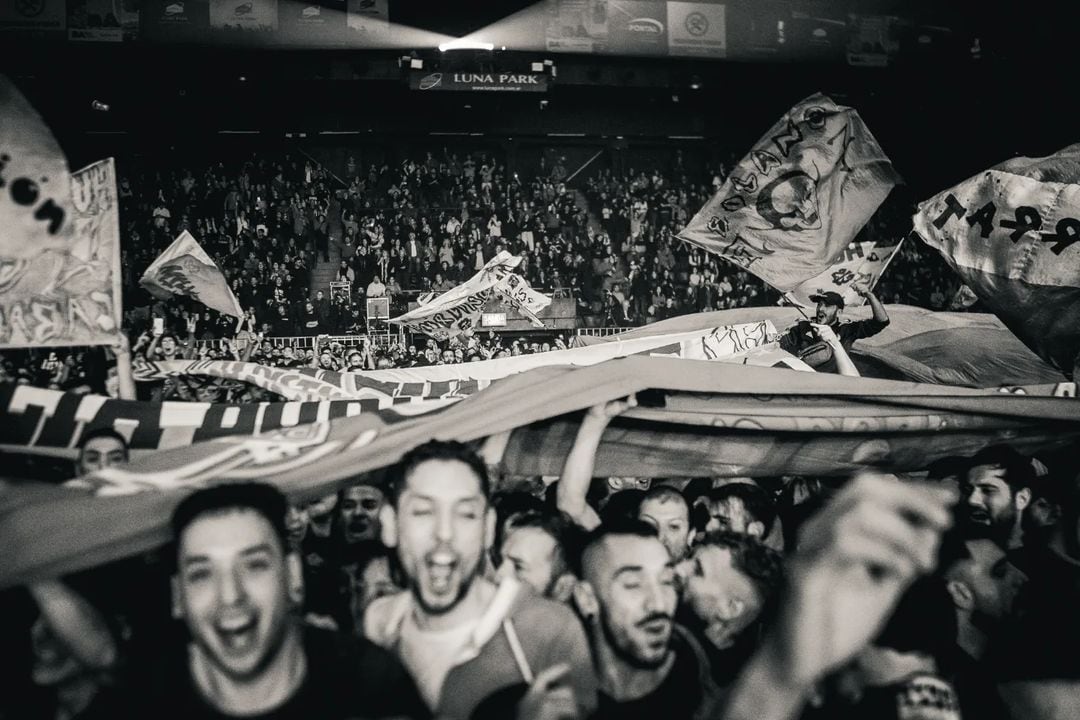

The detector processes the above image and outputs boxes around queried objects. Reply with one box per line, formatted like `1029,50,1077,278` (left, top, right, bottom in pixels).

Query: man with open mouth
136,483,428,718
364,440,598,719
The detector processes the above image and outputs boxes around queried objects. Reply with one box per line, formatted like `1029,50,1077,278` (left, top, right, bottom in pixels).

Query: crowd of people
5,399,1077,720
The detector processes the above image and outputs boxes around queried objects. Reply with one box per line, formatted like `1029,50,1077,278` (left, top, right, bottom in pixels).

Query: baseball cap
809,291,845,309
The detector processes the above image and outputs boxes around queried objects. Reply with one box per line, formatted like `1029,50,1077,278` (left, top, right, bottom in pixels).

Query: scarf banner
140,231,244,318
2,358,1078,587
913,145,1080,376
132,358,490,403
786,239,902,309
391,252,551,339
679,93,899,291
0,77,123,347
0,382,458,461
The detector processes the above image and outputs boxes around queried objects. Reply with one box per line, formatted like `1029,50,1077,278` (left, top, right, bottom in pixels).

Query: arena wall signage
409,71,549,93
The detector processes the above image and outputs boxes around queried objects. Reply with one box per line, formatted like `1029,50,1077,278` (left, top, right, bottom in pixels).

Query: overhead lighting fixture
438,39,495,52
688,75,702,90
410,58,424,69
91,100,110,112
531,61,544,72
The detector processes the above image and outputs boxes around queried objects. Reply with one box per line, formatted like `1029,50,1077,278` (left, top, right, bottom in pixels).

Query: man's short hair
501,508,583,576
571,517,659,579
388,440,489,505
169,483,290,572
968,444,1036,492
78,427,130,457
640,485,689,515
694,530,783,605
702,483,777,535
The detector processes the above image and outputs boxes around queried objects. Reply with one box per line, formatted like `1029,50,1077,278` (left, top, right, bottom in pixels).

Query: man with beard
573,519,720,719
779,288,889,373
960,445,1034,549
134,483,427,718
364,441,597,719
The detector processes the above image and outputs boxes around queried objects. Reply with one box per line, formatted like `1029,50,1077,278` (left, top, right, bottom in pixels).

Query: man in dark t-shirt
779,289,890,373
125,483,428,719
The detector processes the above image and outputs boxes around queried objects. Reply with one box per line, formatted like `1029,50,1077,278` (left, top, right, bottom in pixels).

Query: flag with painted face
678,93,899,291
140,230,244,319
913,145,1080,377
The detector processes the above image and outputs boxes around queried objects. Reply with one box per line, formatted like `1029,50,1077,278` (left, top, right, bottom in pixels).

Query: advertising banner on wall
409,71,549,93
346,0,388,33
0,0,66,30
667,1,725,57
209,0,276,31
67,0,141,41
607,0,667,55
546,0,609,52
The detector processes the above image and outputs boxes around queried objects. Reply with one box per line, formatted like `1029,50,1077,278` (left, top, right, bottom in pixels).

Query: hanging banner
68,0,141,41
140,230,245,318
667,2,727,58
0,155,123,348
209,0,277,30
546,0,609,53
493,273,551,326
409,71,549,93
346,0,387,34
786,239,902,308
608,0,667,56
913,145,1080,376
678,93,899,291
0,0,65,30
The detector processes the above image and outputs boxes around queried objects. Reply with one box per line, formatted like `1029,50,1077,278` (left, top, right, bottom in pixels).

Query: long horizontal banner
409,71,549,93
3,357,1078,587
0,382,457,461
132,357,490,403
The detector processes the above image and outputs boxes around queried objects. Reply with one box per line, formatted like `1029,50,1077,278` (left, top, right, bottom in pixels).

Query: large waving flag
140,231,244,318
391,251,550,339
786,238,902,309
679,93,899,291
913,145,1080,377
0,77,123,348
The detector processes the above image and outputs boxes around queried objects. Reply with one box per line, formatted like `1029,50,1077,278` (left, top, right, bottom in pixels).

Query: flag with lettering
913,145,1080,377
786,239,902,308
678,93,899,291
0,77,123,347
391,251,535,339
140,231,244,319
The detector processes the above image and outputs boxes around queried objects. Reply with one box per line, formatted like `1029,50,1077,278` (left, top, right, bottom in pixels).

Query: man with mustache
364,440,597,719
778,287,889,374
959,445,1034,550
572,518,721,719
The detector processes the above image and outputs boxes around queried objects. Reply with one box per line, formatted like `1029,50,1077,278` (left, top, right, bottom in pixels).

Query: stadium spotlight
688,75,702,90
91,100,110,112
439,39,495,52
410,58,424,69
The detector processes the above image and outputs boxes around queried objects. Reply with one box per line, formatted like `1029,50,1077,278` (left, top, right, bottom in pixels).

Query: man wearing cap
779,287,889,373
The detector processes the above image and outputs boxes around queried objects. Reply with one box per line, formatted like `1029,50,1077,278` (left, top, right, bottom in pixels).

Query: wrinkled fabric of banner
913,144,1080,377
786,239,902,309
2,357,1078,587
141,230,245,318
679,93,899,291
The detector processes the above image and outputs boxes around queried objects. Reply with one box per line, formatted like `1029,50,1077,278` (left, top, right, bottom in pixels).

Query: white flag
141,231,244,318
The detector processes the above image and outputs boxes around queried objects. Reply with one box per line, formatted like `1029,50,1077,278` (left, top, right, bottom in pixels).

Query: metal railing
193,332,404,352
575,327,634,338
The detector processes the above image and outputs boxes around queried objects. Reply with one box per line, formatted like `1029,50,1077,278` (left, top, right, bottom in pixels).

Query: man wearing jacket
364,441,598,719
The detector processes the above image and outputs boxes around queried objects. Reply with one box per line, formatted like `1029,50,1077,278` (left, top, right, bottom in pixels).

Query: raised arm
556,396,637,531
